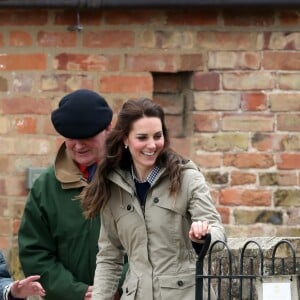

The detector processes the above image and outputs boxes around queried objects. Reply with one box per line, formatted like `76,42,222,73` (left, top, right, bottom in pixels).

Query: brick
0,236,10,250
0,54,46,70
166,8,218,25
0,117,9,134
223,72,275,90
0,137,52,155
1,96,51,114
194,92,240,111
281,134,300,151
205,171,228,185
217,206,230,224
279,73,300,90
9,30,32,47
100,75,153,93
222,114,274,132
251,133,287,151
0,156,9,174
152,31,195,49
241,92,267,111
54,53,120,71
193,72,220,91
278,10,300,26
224,153,274,168
83,30,134,48
192,153,222,168
193,113,219,132
274,189,300,206
5,177,27,196
225,224,277,237
0,179,5,195
264,32,300,50
0,10,48,26
0,76,8,92
37,31,76,47
125,54,177,72
12,73,34,92
286,207,300,226
220,188,272,206
0,198,9,219
277,114,300,131
196,32,260,50
208,51,260,70
223,8,275,26
263,51,300,70
276,226,300,237
231,171,256,185
277,153,300,169
104,9,162,25
259,172,298,186
40,74,94,92
0,33,3,47
180,54,204,71
194,133,248,152
13,117,37,134
54,10,102,26
138,30,157,48
0,218,11,233
234,209,282,225
270,93,300,111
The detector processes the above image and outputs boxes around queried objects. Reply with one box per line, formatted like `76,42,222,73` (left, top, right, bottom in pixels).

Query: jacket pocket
158,273,195,300
122,276,139,300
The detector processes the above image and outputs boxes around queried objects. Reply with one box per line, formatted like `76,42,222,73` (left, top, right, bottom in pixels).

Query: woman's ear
123,136,128,148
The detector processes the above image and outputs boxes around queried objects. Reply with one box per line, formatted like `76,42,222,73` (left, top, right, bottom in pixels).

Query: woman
81,98,226,300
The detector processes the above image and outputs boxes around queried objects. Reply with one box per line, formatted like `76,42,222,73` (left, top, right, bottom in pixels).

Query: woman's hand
10,275,46,298
189,220,210,243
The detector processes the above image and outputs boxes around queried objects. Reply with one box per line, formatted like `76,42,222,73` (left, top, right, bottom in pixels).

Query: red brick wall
1,7,300,252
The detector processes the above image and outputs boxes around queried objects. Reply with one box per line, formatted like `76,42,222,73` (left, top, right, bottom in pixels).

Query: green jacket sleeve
18,184,88,300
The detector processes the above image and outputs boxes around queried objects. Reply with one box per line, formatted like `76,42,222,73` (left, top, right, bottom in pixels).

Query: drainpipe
0,0,300,7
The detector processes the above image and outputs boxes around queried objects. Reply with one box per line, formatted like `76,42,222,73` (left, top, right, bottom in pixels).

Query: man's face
65,127,110,166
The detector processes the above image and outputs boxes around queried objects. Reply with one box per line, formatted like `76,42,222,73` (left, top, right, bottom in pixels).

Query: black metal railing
195,235,299,300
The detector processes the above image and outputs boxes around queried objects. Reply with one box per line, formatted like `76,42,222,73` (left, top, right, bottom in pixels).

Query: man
18,89,118,300
0,250,45,300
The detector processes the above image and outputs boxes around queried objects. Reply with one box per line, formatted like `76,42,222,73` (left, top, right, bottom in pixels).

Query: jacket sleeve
187,169,227,250
92,206,124,300
0,252,13,300
18,187,88,300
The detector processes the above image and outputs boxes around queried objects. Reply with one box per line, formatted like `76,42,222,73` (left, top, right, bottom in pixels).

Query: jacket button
127,205,131,211
177,280,184,287
126,287,128,293
153,197,159,203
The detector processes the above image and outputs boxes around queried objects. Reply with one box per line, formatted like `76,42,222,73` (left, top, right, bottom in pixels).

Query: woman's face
124,116,164,179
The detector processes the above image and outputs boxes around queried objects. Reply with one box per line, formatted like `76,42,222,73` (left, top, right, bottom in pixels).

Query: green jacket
18,143,101,300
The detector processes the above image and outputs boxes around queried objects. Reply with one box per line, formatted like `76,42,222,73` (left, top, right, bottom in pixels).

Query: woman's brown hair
81,98,187,218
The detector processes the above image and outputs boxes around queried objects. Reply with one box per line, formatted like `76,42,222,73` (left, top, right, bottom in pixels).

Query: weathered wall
0,7,300,258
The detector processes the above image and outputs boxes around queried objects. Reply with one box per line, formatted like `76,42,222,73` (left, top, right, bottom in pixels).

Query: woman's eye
137,136,147,141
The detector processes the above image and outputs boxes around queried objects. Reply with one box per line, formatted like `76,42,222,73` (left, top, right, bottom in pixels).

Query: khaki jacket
92,160,226,300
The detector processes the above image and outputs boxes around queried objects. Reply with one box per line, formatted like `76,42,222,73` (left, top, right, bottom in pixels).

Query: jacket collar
54,143,88,189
